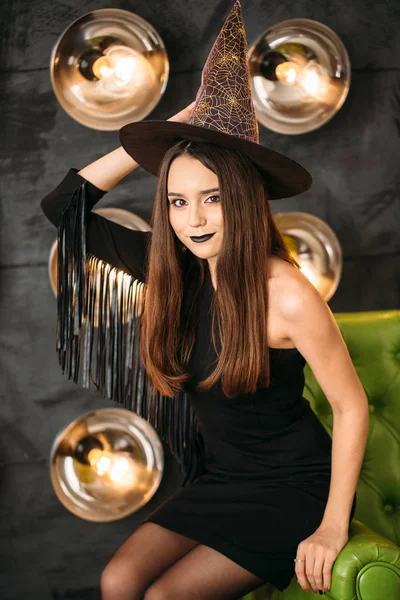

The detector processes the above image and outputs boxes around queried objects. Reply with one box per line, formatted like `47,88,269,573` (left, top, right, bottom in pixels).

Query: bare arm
77,146,140,192
40,102,197,279
77,101,197,191
279,269,368,530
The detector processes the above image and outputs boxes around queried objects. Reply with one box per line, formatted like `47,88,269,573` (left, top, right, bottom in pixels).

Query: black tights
100,522,266,599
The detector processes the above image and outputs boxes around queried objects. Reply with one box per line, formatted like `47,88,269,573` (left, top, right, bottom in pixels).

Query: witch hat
119,0,312,199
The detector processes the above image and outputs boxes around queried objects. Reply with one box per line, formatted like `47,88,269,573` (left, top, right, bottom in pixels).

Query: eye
169,195,220,208
169,198,185,208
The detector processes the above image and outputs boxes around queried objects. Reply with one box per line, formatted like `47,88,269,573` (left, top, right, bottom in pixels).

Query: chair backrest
303,309,400,546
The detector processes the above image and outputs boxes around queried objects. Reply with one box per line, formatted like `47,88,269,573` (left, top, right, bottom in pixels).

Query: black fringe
56,181,206,486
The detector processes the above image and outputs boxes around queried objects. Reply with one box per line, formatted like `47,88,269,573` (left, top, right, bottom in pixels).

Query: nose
187,203,207,228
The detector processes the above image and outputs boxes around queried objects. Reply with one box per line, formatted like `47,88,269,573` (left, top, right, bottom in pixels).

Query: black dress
41,169,357,592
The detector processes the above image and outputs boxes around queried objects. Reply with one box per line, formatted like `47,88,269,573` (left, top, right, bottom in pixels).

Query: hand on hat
167,101,196,124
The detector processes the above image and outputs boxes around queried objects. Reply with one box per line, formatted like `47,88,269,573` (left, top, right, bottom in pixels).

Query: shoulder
268,256,322,321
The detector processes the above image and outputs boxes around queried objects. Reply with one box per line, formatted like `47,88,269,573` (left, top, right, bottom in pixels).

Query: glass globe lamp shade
50,408,164,521
50,8,169,130
274,211,343,300
248,18,351,134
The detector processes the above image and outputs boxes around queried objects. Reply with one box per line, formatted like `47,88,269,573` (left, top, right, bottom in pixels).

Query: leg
100,522,199,600
144,544,265,600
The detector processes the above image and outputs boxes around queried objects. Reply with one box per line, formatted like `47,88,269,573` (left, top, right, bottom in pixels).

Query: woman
41,1,369,597
41,102,366,600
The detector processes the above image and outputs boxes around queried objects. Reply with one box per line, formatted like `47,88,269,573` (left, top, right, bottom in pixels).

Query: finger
322,556,335,592
305,553,316,593
295,558,309,592
313,555,325,592
181,101,196,114
167,102,196,123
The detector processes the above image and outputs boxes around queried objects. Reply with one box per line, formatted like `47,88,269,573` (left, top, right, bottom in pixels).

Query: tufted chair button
369,404,375,413
383,504,394,514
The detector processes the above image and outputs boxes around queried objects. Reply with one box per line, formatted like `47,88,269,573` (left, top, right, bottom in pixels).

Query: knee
100,558,142,599
100,561,125,599
143,583,177,600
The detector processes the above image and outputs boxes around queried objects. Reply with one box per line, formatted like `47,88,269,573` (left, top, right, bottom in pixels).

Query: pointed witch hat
119,0,312,199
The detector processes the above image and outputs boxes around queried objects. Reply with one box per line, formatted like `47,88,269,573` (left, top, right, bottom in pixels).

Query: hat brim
119,120,312,200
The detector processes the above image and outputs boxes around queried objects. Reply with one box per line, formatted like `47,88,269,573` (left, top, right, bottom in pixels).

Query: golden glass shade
248,18,351,134
50,8,169,130
274,211,343,300
50,408,164,521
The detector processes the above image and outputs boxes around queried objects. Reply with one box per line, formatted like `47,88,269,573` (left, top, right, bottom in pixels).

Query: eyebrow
167,188,219,197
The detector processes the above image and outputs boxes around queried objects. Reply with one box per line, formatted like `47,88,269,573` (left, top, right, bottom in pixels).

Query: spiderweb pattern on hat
189,0,259,144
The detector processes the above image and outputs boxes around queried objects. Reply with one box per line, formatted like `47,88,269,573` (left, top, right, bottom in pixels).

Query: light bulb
296,62,342,105
90,44,156,98
275,61,302,85
88,448,114,475
92,51,138,85
109,454,134,484
88,448,137,487
298,63,321,96
92,56,114,79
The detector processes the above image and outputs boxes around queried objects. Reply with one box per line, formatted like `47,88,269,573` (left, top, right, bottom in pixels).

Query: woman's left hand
294,525,349,594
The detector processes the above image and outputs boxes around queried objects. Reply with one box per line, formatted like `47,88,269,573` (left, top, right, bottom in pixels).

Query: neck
206,260,217,292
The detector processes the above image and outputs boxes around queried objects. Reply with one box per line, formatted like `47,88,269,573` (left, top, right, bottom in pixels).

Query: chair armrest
327,519,400,599
241,520,400,600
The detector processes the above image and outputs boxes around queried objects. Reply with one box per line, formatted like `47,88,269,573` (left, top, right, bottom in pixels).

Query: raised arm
40,103,208,490
40,147,151,282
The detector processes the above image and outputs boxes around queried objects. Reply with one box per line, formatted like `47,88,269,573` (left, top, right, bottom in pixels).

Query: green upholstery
242,310,400,600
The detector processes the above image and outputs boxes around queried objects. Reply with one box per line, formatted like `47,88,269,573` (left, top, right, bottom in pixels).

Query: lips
190,233,215,243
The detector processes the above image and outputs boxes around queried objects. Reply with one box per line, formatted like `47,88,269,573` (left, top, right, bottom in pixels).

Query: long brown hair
139,140,300,398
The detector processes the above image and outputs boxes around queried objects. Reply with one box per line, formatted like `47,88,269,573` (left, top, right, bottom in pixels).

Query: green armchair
243,309,400,600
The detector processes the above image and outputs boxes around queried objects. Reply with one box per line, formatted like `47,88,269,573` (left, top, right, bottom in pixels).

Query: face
167,155,223,270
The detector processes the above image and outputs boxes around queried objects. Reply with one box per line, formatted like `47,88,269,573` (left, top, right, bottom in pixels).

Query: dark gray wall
1,1,399,598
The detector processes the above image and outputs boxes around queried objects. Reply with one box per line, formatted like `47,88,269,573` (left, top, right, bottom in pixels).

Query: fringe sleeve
56,180,206,486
